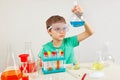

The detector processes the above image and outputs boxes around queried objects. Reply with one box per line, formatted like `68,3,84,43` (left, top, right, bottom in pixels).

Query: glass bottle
1,45,22,80
70,0,85,27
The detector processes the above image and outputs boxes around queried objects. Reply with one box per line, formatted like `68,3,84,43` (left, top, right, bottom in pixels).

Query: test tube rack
42,51,66,74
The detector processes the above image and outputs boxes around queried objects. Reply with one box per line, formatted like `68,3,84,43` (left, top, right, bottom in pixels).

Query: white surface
89,72,104,78
29,63,120,80
0,0,120,71
0,63,120,80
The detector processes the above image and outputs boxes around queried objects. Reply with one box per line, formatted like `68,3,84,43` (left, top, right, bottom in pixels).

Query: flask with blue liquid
70,0,85,27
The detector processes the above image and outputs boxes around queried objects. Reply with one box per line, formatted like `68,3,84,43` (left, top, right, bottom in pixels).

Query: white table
29,63,120,80
1,63,120,80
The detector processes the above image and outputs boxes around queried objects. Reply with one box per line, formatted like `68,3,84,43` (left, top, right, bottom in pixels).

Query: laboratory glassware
19,54,29,80
102,41,115,67
1,45,22,80
24,42,37,73
24,42,39,79
70,0,85,27
91,51,104,70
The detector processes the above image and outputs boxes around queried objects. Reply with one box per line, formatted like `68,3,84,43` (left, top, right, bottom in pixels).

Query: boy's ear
47,30,51,36
47,30,52,35
47,30,50,33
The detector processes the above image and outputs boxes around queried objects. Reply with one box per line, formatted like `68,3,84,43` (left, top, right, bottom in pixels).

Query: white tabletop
29,63,120,80
1,63,120,80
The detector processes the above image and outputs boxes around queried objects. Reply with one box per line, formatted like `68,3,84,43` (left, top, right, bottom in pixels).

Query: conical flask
70,0,85,27
24,42,37,73
1,45,22,80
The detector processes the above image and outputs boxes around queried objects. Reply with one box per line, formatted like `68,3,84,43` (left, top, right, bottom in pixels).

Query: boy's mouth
59,35,65,38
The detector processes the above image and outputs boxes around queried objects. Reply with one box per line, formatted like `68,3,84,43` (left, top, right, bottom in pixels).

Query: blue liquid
70,21,85,27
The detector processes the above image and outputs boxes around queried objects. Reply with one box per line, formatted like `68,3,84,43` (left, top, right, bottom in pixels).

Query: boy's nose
59,30,65,33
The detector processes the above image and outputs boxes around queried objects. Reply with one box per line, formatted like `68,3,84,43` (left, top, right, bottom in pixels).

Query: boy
38,5,94,64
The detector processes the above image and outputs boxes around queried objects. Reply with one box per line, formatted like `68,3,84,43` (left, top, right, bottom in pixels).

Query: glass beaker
91,51,104,70
1,45,22,80
70,0,85,27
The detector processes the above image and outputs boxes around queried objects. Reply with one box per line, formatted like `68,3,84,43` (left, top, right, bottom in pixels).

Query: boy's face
48,22,69,41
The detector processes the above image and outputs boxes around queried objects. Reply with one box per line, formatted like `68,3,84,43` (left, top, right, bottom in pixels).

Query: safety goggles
48,23,69,33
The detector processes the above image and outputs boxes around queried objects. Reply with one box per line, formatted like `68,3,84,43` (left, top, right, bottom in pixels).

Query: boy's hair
46,15,66,29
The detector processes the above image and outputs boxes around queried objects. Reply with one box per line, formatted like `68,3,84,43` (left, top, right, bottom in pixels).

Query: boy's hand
72,5,84,17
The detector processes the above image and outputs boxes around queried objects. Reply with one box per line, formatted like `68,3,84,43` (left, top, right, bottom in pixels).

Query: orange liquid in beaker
1,70,22,80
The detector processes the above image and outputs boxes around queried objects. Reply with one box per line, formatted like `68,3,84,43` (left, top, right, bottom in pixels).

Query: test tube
56,60,60,70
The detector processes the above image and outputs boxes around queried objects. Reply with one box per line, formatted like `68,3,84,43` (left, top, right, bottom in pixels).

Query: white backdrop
0,0,120,72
